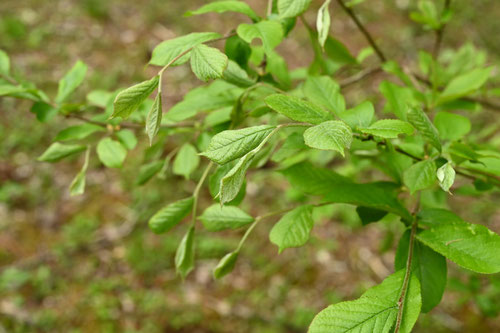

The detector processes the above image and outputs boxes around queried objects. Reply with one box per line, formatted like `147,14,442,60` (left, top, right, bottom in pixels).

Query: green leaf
265,94,332,124
54,124,104,141
173,143,200,179
303,76,344,114
175,226,195,279
146,94,162,146
436,162,455,193
96,138,127,168
30,102,58,122
356,206,387,225
359,119,414,139
190,44,228,81
38,142,86,162
201,125,275,164
338,100,374,128
324,36,357,65
55,60,88,104
185,1,259,21
417,209,500,274
199,204,254,231
433,111,471,141
395,230,447,313
379,81,416,120
220,151,255,205
438,67,492,104
282,162,412,220
222,60,255,87
148,197,194,234
115,129,137,150
407,106,441,152
69,148,90,196
225,35,252,68
269,205,314,252
309,269,421,333
236,21,284,54
316,0,332,48
136,160,164,185
150,32,222,66
303,120,352,156
213,251,239,279
209,163,247,205
403,160,437,194
111,76,159,119
0,49,10,76
278,0,312,18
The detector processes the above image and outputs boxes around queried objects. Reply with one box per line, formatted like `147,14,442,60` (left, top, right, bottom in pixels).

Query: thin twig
190,162,214,227
66,113,196,130
432,0,451,58
339,67,382,88
336,0,387,62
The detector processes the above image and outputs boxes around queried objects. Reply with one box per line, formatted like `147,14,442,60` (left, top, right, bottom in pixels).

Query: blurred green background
1,0,500,332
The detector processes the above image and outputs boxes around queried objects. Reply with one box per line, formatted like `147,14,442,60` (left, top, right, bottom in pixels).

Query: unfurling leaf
199,204,254,231
111,76,159,119
213,251,239,279
316,0,332,48
269,205,314,252
148,197,194,234
436,162,455,193
303,120,352,156
146,93,162,145
38,142,86,163
96,138,127,168
190,44,228,81
175,226,195,278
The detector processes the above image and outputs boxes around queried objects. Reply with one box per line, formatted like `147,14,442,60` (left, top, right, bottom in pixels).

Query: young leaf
316,0,332,48
220,151,255,205
150,32,222,66
303,120,352,156
69,148,90,196
96,138,127,168
358,119,414,139
265,94,332,124
269,205,314,253
199,204,254,231
115,129,138,150
395,230,447,313
184,1,259,21
148,197,194,234
55,60,88,104
303,76,344,114
30,102,58,123
111,76,159,119
278,0,312,18
309,269,421,333
54,124,104,141
190,44,228,81
201,125,275,164
338,101,374,128
433,111,471,141
213,251,239,279
236,21,284,54
438,67,492,104
436,162,455,193
146,93,162,146
175,226,195,279
222,60,255,87
173,143,200,179
136,160,164,185
403,160,437,194
38,142,86,162
0,49,10,76
407,106,442,152
324,36,357,65
417,209,500,274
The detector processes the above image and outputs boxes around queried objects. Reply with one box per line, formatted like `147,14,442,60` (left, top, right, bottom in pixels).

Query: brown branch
339,67,382,88
432,0,451,58
336,0,387,62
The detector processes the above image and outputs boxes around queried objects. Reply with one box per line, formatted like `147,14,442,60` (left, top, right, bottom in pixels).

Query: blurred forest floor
1,0,500,332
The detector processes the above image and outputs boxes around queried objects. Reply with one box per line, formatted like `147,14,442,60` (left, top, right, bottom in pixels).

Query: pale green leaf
417,209,500,274
379,81,416,120
269,205,314,252
303,76,344,114
175,226,195,279
407,106,441,152
111,76,159,119
69,148,90,196
146,94,162,146
30,102,58,122
213,251,239,279
436,162,455,193
185,1,259,21
115,129,137,150
265,94,332,124
148,197,194,234
54,124,104,141
278,0,312,18
338,100,374,128
438,67,492,104
56,60,88,104
38,142,86,163
136,160,164,185
96,138,127,168
403,160,436,194
150,32,222,66
359,119,414,139
236,21,284,54
303,120,352,156
199,204,254,231
433,111,471,141
190,44,228,81
0,49,10,76
316,0,332,48
201,125,275,164
173,143,200,179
